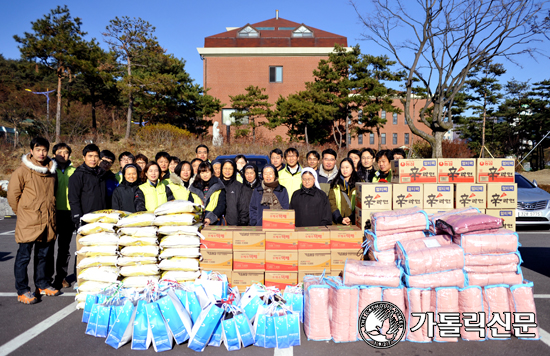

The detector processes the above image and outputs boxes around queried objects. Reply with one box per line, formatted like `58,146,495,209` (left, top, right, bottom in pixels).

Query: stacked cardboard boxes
355,183,392,230
296,226,331,279
328,225,363,276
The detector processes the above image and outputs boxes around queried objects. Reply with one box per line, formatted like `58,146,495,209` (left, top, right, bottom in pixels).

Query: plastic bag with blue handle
287,311,301,346
107,305,122,335
208,318,223,347
131,300,152,350
95,304,112,338
188,301,225,352
239,284,266,323
264,313,277,348
253,313,267,347
85,303,100,336
146,301,174,352
157,289,193,344
82,294,98,323
274,313,290,349
222,312,241,351
234,310,255,347
105,300,136,349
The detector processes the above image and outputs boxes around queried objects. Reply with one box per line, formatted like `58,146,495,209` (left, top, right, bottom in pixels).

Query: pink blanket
371,208,428,235
368,248,397,265
436,213,503,235
465,253,520,266
359,287,383,315
405,269,465,288
343,260,402,287
397,243,464,275
428,207,480,233
365,230,426,252
483,286,511,339
406,288,432,343
458,286,486,341
508,281,540,340
431,288,459,342
304,276,331,340
327,277,359,343
464,263,519,274
397,235,453,253
467,271,523,286
453,229,518,255
383,287,407,316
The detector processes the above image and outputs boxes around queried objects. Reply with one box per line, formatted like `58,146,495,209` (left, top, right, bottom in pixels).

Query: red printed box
265,250,298,272
296,227,330,250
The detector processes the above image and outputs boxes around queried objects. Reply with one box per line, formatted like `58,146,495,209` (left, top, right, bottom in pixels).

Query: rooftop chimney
276,10,279,20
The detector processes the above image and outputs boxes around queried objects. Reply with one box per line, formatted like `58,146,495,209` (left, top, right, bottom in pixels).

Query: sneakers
17,291,38,304
39,286,61,297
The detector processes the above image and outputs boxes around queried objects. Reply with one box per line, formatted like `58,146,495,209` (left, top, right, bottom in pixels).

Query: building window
381,110,386,120
256,27,275,30
269,66,283,83
405,133,410,145
358,134,363,145
369,133,374,144
393,133,398,145
238,26,259,38
381,133,386,145
222,108,248,125
278,27,296,30
393,113,398,125
292,25,313,37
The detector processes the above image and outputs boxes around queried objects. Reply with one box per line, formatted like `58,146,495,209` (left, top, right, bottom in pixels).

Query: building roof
204,17,347,48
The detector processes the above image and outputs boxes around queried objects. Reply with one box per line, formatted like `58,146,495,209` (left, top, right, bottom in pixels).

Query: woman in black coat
188,161,226,226
289,167,332,227
220,160,248,226
249,164,289,226
111,164,141,212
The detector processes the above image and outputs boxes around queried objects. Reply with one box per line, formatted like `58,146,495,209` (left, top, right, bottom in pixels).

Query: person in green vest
278,148,303,201
372,149,393,183
134,161,175,211
168,161,192,201
329,158,358,226
189,161,226,226
115,151,134,184
48,143,76,290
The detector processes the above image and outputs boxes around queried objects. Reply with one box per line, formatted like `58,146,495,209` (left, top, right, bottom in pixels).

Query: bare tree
351,0,546,157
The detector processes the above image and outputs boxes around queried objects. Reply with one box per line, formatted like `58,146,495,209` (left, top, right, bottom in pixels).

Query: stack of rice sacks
154,200,205,283
75,210,125,309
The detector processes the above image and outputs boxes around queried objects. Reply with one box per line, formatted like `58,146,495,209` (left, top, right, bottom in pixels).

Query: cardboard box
201,227,233,249
233,251,266,271
265,231,298,250
329,226,363,249
392,159,438,183
262,209,296,231
437,158,476,183
201,249,233,270
265,272,298,290
477,158,515,183
331,249,362,271
233,228,266,250
231,271,264,292
298,271,325,282
298,251,331,271
486,209,516,231
392,184,424,209
265,250,298,272
296,227,330,250
355,183,392,210
455,183,487,209
486,183,517,209
355,209,386,230
423,184,454,209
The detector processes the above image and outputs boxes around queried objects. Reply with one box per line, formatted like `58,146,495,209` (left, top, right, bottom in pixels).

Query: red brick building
198,13,431,149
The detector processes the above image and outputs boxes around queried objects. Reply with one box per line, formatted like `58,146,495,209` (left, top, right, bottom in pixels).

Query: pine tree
229,85,272,143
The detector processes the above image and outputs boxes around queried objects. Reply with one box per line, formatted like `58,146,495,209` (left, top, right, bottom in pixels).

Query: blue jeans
14,238,52,295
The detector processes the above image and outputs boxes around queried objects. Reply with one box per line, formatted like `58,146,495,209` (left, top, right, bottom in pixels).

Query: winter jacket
111,166,141,213
189,177,226,225
68,163,109,225
221,178,248,226
328,182,357,225
317,166,338,184
249,183,290,226
135,180,175,212
168,174,190,201
289,186,332,227
104,170,119,209
54,160,76,211
278,165,302,202
357,165,376,182
8,154,57,243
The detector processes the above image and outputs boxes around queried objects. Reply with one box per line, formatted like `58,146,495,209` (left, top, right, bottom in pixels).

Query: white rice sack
116,211,156,227
153,213,198,226
75,292,93,303
81,210,128,224
154,200,203,215
76,301,86,310
122,275,160,288
77,280,114,293
79,233,119,246
159,235,201,248
158,257,200,271
161,270,200,282
120,264,160,277
117,226,158,237
158,225,205,239
120,245,159,257
118,235,158,246
77,256,118,269
159,247,200,259
78,266,119,283
77,223,115,235
77,245,118,257
117,256,158,266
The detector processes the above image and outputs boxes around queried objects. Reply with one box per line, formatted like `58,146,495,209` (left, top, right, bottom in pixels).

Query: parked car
515,173,550,227
213,154,270,172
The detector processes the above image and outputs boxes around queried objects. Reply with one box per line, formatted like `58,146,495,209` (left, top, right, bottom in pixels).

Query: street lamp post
25,89,56,125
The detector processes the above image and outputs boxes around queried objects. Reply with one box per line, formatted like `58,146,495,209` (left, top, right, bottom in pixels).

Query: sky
1,0,549,90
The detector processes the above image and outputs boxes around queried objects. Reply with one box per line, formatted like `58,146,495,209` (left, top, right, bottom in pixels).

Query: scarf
260,180,282,209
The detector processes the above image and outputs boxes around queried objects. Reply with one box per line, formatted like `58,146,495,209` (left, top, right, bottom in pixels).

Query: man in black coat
289,168,332,227
68,144,108,228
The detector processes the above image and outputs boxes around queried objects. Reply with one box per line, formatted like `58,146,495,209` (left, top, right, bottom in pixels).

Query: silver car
515,173,550,226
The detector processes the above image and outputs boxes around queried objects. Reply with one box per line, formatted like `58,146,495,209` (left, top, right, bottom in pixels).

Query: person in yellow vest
189,161,226,226
329,158,358,226
115,151,134,184
134,162,175,211
278,148,303,201
168,161,192,201
47,143,76,290
372,149,393,183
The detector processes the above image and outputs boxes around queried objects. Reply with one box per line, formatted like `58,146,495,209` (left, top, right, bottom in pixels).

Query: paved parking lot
0,217,548,356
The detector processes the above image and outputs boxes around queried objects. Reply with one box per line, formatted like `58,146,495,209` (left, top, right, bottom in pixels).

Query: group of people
7,136,404,304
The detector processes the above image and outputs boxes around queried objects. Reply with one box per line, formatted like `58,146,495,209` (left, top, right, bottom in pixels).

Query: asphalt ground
0,217,549,356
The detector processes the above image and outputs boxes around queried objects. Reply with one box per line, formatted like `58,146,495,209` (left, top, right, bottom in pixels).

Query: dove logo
358,301,406,349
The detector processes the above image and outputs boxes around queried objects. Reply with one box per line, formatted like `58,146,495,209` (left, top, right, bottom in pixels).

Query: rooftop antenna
276,10,279,20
